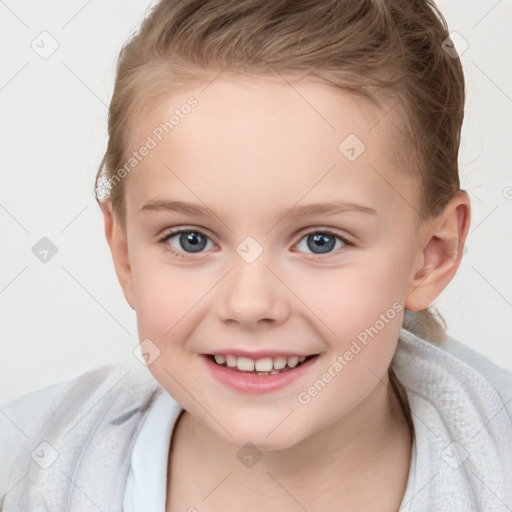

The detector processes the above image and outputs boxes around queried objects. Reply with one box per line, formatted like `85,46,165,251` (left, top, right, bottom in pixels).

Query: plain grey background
1,0,511,401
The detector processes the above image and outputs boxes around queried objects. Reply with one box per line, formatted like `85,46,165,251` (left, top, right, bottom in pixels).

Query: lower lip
202,355,319,394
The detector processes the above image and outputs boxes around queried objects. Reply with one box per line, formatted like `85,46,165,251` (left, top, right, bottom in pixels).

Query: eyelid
159,225,216,243
297,227,353,244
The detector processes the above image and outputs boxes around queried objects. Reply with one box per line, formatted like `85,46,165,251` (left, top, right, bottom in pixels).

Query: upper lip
204,350,319,358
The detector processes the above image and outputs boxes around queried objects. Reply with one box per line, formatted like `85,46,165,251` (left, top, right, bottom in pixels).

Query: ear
100,200,135,310
405,192,471,311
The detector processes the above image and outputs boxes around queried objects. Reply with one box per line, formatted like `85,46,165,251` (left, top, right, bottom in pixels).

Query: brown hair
95,0,466,345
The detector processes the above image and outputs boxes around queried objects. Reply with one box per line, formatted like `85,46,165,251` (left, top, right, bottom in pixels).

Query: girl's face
116,76,426,449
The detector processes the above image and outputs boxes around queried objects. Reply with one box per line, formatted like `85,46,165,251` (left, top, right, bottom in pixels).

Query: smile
203,352,320,393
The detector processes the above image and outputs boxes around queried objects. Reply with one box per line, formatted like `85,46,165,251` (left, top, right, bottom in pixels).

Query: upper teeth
214,354,307,372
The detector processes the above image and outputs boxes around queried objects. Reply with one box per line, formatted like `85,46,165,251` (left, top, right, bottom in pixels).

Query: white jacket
1,328,511,511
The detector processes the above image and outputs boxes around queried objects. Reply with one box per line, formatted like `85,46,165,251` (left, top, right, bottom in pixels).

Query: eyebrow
141,199,377,218
278,201,377,219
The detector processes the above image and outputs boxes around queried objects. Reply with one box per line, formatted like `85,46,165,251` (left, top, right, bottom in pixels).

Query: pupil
180,232,206,253
307,233,335,254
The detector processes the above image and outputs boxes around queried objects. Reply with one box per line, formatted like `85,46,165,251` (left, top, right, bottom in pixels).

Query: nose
215,256,291,329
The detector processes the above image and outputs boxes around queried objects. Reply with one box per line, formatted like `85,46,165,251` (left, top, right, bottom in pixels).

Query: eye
161,229,215,255
294,230,351,256
158,228,352,258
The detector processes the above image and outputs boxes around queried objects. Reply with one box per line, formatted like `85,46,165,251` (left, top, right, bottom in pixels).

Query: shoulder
1,377,69,504
437,334,512,409
395,328,512,421
0,364,159,506
395,329,512,508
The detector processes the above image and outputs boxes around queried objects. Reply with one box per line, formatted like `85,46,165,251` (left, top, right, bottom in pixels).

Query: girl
2,1,511,510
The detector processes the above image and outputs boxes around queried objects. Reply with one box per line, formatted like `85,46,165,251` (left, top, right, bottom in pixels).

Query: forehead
125,75,417,227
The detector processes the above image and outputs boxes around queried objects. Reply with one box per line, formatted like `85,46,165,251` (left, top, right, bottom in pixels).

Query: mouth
202,351,321,393
205,353,319,376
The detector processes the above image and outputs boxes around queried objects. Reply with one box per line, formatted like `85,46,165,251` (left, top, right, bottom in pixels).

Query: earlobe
100,200,135,310
405,192,471,311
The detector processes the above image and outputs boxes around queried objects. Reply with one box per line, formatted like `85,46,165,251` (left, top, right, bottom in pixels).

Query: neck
167,373,412,511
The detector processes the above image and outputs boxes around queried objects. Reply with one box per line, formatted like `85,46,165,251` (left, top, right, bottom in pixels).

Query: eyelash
157,227,354,260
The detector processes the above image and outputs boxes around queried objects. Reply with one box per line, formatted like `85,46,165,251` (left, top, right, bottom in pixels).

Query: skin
102,75,470,511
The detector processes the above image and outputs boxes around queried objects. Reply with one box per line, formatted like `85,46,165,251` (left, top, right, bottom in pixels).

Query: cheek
290,255,406,391
130,262,204,389
294,257,406,336
293,270,403,426
130,252,196,339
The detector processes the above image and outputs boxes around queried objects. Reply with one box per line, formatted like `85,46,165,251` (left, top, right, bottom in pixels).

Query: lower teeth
256,369,281,376
241,368,286,375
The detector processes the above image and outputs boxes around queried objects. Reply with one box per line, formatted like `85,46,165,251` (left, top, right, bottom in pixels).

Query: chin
210,416,309,452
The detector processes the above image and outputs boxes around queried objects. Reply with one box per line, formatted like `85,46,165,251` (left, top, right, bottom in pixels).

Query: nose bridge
216,248,290,327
